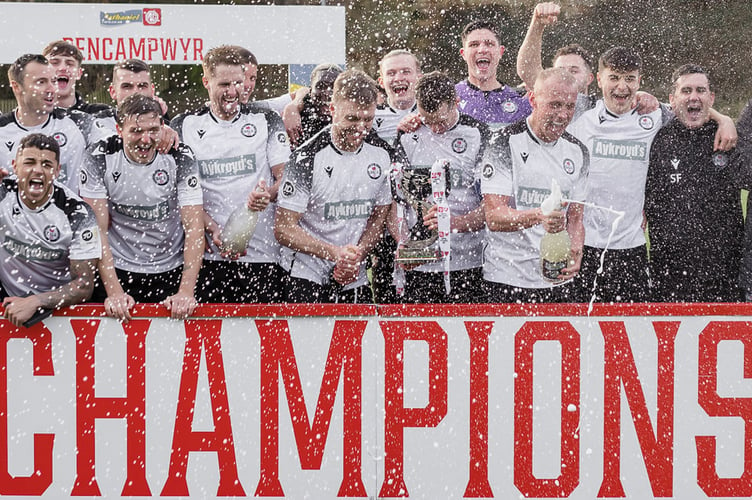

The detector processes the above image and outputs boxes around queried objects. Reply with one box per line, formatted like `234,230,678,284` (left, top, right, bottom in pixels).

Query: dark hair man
80,94,204,321
1,133,101,327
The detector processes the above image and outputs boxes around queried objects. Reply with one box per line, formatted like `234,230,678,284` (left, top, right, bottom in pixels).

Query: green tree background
2,0,750,117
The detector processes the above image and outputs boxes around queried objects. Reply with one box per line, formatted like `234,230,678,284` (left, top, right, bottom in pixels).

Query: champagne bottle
220,202,259,255
539,179,571,282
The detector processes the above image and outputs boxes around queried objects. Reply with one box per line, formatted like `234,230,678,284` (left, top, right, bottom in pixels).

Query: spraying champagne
220,181,267,255
539,179,571,282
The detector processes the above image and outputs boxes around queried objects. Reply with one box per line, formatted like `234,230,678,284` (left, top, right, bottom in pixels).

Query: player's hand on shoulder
634,91,659,115
397,113,422,134
157,125,180,154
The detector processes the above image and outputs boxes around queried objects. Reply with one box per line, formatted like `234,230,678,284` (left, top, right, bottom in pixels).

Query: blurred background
1,0,749,118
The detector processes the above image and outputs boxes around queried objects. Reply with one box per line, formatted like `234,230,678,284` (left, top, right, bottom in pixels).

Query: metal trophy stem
394,160,451,265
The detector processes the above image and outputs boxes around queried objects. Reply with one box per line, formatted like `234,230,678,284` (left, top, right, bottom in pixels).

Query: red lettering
102,38,113,61
147,38,158,61
87,38,99,62
696,321,752,496
0,322,54,495
129,38,145,60
463,321,494,497
514,321,580,498
73,37,85,56
179,38,191,61
194,39,204,61
161,38,177,61
255,319,366,497
598,321,678,497
70,319,151,496
115,38,127,61
379,321,448,497
161,320,245,496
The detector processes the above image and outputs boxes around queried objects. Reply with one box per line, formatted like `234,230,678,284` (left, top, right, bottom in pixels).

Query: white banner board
0,303,751,499
0,3,346,65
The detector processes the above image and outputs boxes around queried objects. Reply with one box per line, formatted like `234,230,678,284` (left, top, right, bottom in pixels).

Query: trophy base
395,247,442,265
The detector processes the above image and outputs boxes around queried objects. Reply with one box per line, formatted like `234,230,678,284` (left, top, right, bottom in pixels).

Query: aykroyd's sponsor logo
198,155,256,178
324,199,374,220
592,139,647,161
3,236,64,262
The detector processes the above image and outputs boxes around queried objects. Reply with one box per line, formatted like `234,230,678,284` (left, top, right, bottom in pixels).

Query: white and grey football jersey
568,100,671,249
374,102,416,145
278,127,400,287
172,104,290,264
398,113,490,272
0,108,98,191
79,136,203,273
0,177,101,296
481,119,589,288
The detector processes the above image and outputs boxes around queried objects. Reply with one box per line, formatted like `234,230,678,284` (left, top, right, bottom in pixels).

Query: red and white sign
0,303,750,498
0,3,345,64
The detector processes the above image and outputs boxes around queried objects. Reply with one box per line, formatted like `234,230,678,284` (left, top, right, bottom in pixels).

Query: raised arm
517,2,561,90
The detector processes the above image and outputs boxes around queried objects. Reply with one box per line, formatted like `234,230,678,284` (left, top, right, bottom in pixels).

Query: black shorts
403,267,486,304
483,279,576,304
91,266,183,303
283,275,372,304
196,260,286,303
574,245,649,303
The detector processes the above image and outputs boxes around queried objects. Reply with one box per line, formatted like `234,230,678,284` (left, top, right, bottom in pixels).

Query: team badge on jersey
44,225,60,242
52,132,67,147
367,163,382,180
712,152,729,168
81,229,94,242
241,123,257,138
80,170,88,185
187,175,199,188
638,116,654,130
153,169,169,186
281,180,295,198
562,158,575,174
276,132,288,145
482,164,495,179
502,100,518,114
452,138,468,154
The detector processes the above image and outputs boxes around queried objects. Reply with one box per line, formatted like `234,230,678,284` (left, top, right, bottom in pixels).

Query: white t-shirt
172,104,290,263
481,119,589,288
568,100,670,249
0,178,101,296
79,136,203,273
277,127,397,287
398,113,490,272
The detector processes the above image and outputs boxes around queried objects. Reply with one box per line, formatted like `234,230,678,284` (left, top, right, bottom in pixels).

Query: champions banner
0,3,345,65
0,303,750,499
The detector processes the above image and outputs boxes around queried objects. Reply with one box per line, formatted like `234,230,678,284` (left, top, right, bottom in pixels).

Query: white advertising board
0,3,346,65
0,302,750,499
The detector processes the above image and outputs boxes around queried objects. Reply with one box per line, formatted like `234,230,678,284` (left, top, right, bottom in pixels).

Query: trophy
394,160,451,265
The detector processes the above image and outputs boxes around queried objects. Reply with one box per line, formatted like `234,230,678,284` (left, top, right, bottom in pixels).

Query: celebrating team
2,2,750,324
